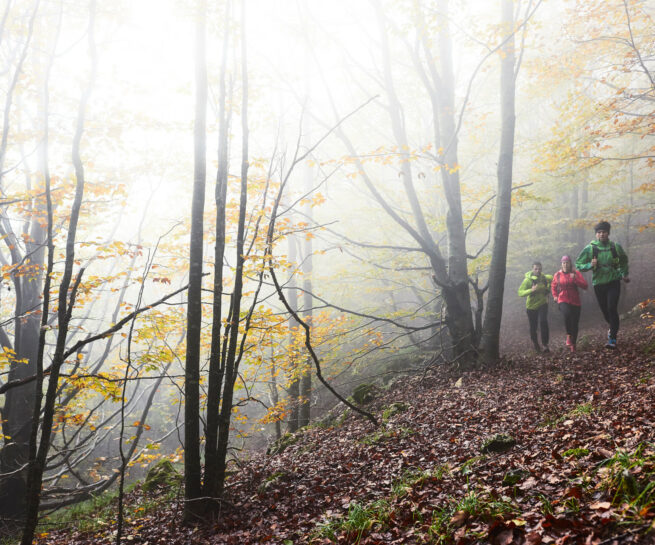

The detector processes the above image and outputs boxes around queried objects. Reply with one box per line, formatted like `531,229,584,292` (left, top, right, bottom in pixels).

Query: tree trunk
374,0,475,362
417,0,475,360
203,0,231,501
286,235,300,433
480,0,516,362
21,3,96,541
183,0,207,520
0,0,42,528
215,0,249,499
299,164,313,428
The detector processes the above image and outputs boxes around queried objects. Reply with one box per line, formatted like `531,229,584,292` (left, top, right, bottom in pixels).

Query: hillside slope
39,321,655,545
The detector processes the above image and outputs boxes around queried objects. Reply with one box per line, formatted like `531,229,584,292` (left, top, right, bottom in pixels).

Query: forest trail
38,318,655,545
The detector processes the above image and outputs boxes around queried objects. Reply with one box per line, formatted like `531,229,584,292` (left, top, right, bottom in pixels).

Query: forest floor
37,315,655,545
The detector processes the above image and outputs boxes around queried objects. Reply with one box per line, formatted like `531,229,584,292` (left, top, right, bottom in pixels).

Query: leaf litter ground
39,321,655,544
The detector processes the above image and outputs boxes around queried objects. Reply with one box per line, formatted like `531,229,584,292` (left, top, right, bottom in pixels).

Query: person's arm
575,245,592,271
551,273,559,301
518,277,531,297
616,242,629,280
575,269,588,290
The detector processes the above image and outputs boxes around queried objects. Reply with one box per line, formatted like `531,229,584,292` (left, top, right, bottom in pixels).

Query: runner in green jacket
575,220,630,349
518,262,553,353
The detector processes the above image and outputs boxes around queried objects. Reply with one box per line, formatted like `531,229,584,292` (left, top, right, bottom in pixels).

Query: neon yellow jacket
518,271,552,310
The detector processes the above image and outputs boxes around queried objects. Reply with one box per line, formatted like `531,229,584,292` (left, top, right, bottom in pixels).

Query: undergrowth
597,443,655,522
37,477,180,537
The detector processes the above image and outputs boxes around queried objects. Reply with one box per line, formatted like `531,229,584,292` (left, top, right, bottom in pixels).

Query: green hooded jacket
518,271,552,310
575,240,628,286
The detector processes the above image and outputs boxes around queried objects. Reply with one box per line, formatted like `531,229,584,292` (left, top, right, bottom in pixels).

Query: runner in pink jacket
551,255,588,352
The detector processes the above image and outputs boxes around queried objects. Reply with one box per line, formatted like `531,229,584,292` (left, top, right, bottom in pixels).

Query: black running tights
526,304,549,347
593,279,621,339
558,302,581,343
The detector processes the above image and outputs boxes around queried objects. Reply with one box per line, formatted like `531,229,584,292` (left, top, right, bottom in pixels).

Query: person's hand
623,276,630,283
531,284,538,292
591,257,598,268
569,273,575,279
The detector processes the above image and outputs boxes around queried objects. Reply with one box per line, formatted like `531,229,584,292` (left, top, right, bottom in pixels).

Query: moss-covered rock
480,433,516,454
266,432,302,455
352,383,377,404
257,471,287,494
502,469,530,486
562,447,590,459
142,459,182,492
359,427,414,446
316,408,351,429
382,402,409,422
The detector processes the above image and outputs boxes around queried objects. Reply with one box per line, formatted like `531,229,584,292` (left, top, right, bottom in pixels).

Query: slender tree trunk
183,0,207,520
21,2,60,534
203,0,231,500
268,347,282,441
480,0,516,362
21,3,96,542
571,179,580,241
0,0,42,527
577,174,589,248
215,0,249,499
286,235,300,433
624,139,635,252
299,164,313,428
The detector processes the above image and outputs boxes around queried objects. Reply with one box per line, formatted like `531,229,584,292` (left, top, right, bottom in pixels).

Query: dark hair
532,261,542,267
594,220,611,233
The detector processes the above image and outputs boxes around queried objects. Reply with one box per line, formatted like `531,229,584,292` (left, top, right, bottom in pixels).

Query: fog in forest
0,0,653,534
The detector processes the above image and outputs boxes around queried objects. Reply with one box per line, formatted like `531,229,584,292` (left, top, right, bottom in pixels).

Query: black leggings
526,304,549,347
558,302,581,343
594,279,621,339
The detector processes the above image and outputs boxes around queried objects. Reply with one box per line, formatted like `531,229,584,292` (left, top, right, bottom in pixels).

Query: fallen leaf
495,529,515,545
525,531,543,544
450,509,468,527
520,476,538,490
564,486,582,499
589,501,611,510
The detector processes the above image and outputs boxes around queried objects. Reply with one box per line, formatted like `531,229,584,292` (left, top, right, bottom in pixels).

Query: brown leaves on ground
38,324,655,544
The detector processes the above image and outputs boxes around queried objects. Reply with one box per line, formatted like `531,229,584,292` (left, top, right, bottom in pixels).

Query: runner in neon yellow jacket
518,269,553,309
518,262,552,353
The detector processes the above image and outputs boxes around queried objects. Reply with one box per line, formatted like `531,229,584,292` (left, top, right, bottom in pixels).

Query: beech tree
520,0,654,279
480,0,522,361
308,0,543,366
184,0,265,516
183,0,207,518
0,2,198,533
